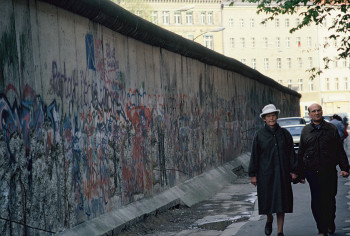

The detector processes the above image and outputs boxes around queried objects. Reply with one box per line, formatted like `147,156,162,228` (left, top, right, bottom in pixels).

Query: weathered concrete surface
57,153,251,235
0,0,300,234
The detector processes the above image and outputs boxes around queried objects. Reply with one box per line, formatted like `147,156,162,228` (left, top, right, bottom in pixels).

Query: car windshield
284,126,304,136
323,116,332,122
278,118,303,126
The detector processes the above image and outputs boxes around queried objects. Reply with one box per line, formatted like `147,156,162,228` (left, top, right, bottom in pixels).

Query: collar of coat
307,119,331,132
264,123,281,134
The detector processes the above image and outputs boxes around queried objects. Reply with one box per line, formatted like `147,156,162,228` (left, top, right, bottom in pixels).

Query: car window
284,126,303,136
278,118,304,126
323,116,332,122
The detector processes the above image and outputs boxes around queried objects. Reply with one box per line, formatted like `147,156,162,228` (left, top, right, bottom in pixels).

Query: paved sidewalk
231,138,350,236
231,175,350,236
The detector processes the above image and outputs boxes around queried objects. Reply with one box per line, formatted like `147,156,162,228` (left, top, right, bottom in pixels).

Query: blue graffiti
85,34,96,71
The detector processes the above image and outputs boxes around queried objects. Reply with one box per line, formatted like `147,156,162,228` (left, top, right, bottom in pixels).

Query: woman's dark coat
248,124,298,214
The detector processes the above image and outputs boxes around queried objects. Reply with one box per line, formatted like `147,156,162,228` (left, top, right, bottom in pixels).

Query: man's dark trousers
305,168,338,234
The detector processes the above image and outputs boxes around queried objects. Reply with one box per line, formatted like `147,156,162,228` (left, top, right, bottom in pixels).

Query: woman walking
249,104,299,236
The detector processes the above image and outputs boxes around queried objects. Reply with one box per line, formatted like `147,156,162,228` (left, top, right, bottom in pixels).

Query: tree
112,0,152,20
230,0,350,78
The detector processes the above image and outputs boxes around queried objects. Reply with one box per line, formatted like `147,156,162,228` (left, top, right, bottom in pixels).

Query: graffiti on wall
0,31,288,235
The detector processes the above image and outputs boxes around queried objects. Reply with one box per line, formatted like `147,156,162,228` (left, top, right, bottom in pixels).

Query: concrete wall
0,0,301,234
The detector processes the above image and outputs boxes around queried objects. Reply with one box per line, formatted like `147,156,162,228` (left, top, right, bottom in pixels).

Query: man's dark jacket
297,119,349,177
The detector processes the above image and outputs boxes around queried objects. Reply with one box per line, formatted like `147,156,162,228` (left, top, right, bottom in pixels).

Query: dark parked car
277,117,306,127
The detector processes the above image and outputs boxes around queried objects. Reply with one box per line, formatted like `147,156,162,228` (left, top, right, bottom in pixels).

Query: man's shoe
328,221,335,234
277,233,284,236
265,221,272,235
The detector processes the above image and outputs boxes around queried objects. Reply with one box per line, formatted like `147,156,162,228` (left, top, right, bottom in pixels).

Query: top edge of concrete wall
39,0,301,98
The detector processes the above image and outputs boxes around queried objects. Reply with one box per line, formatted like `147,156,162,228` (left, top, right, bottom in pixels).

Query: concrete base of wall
57,152,251,236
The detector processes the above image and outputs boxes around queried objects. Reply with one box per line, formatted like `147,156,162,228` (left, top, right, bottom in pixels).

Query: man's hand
299,179,306,184
250,176,257,186
340,171,349,178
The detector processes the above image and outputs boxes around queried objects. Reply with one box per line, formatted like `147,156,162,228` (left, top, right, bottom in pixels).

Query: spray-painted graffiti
0,26,300,235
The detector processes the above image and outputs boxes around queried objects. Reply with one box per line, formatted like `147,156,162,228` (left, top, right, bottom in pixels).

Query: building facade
316,9,350,117
118,0,225,53
222,2,322,117
116,0,350,117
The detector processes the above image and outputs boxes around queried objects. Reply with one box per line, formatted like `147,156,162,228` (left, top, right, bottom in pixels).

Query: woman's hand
291,172,306,184
291,173,298,180
250,176,257,186
340,171,349,178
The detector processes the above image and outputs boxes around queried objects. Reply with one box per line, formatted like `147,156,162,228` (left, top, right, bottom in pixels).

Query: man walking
298,103,349,236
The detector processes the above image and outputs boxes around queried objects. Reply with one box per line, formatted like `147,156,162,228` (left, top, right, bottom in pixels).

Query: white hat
260,104,280,118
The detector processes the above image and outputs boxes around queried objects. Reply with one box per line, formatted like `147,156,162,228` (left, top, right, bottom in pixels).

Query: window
240,37,245,48
275,18,280,27
286,58,292,69
241,59,246,64
287,80,292,89
264,37,268,48
239,18,244,27
251,37,255,48
308,79,314,91
304,106,308,117
278,80,283,84
297,57,302,68
136,10,142,17
250,18,255,27
277,58,282,69
334,57,338,68
201,12,206,24
264,58,269,70
203,35,213,50
162,11,169,24
286,37,290,48
228,18,233,27
308,57,313,68
333,38,337,47
343,59,347,68
186,12,193,24
276,37,280,48
251,58,256,69
324,58,330,68
298,79,303,91
295,18,300,26
344,77,348,90
296,37,301,47
285,18,290,27
174,12,181,24
207,12,213,24
326,78,330,90
307,37,312,47
324,37,329,48
335,78,339,90
151,11,158,24
230,38,235,48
